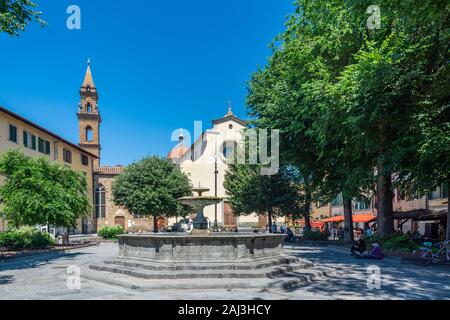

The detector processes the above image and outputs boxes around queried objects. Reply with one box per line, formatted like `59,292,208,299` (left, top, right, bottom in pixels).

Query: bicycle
413,241,450,266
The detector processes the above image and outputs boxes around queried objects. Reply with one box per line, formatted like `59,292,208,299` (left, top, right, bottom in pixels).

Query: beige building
0,105,97,233
168,109,266,229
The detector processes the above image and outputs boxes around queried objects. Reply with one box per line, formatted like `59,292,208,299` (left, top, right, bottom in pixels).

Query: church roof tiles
95,166,124,175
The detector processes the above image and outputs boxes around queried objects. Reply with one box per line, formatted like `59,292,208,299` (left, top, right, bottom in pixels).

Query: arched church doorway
115,216,125,230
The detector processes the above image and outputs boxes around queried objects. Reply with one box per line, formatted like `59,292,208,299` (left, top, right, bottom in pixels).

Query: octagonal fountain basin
117,233,287,262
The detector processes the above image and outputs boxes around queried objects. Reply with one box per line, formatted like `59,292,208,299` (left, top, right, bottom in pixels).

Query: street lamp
209,130,221,232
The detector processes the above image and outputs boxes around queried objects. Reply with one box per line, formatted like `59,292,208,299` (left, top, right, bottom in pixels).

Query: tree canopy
112,156,192,233
0,150,91,229
0,0,45,36
224,164,303,232
247,0,449,237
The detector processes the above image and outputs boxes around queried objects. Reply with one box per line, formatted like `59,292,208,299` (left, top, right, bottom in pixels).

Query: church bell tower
78,60,101,167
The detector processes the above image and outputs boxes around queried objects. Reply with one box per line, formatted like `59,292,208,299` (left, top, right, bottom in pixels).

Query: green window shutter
23,131,29,147
38,138,43,153
31,135,37,150
9,125,17,142
45,141,51,155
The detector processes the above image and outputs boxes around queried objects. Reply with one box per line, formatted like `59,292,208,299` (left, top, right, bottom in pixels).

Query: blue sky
0,0,294,165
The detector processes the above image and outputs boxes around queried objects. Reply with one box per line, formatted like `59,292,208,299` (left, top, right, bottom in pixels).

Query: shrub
363,234,417,252
302,231,330,241
98,225,124,240
0,227,55,251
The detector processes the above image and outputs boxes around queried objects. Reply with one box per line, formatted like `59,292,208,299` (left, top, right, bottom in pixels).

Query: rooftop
0,105,98,159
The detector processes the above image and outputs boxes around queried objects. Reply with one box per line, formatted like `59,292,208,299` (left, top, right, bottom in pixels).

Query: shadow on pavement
0,251,91,273
282,244,450,300
0,275,14,285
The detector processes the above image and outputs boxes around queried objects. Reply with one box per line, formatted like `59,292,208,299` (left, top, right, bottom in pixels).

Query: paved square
1,243,449,300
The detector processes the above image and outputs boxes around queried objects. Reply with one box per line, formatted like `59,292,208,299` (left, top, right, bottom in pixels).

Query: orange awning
293,220,325,228
353,214,377,223
322,214,376,224
322,216,344,223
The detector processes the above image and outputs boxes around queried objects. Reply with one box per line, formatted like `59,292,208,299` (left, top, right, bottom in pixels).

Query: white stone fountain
178,186,222,231
87,186,314,289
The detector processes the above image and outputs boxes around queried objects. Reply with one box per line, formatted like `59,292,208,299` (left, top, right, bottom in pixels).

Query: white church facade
168,108,266,229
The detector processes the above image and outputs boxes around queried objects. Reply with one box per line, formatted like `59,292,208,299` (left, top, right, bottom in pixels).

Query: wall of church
94,174,155,232
167,118,263,229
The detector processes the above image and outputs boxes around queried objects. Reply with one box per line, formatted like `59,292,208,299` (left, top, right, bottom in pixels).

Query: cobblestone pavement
0,243,449,300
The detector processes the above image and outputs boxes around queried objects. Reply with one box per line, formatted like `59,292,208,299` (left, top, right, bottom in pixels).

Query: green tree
0,150,90,229
112,156,192,233
407,93,450,240
247,0,369,236
335,0,449,235
224,164,302,233
247,0,449,237
0,0,46,36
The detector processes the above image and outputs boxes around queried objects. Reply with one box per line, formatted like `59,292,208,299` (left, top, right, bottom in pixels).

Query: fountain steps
98,256,305,271
89,257,312,280
82,264,336,290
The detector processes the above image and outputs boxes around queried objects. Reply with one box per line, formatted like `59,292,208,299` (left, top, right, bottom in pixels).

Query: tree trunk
343,196,354,242
268,211,273,234
304,214,312,232
153,215,158,233
376,162,395,236
303,191,312,232
447,179,450,242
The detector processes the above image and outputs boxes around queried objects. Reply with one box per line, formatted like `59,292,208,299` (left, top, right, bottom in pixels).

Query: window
9,125,17,143
38,138,44,153
63,148,72,163
38,138,51,155
81,154,89,166
133,213,145,219
353,198,371,211
86,126,93,142
430,184,450,200
31,135,37,150
86,103,92,113
45,141,51,155
54,144,59,161
95,185,106,219
331,193,343,207
23,131,29,147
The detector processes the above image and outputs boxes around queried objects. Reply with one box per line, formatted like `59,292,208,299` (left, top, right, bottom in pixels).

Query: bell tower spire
78,60,101,167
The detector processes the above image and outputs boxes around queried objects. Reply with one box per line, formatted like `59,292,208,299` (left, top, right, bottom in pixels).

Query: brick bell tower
78,60,101,168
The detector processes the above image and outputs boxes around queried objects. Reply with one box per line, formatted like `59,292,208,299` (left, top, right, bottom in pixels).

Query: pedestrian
330,225,337,240
271,223,277,234
286,228,295,242
338,227,344,240
351,239,367,257
358,243,385,260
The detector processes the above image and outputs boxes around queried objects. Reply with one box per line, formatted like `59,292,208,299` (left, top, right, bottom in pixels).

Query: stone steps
100,256,306,271
82,264,337,291
89,258,312,280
